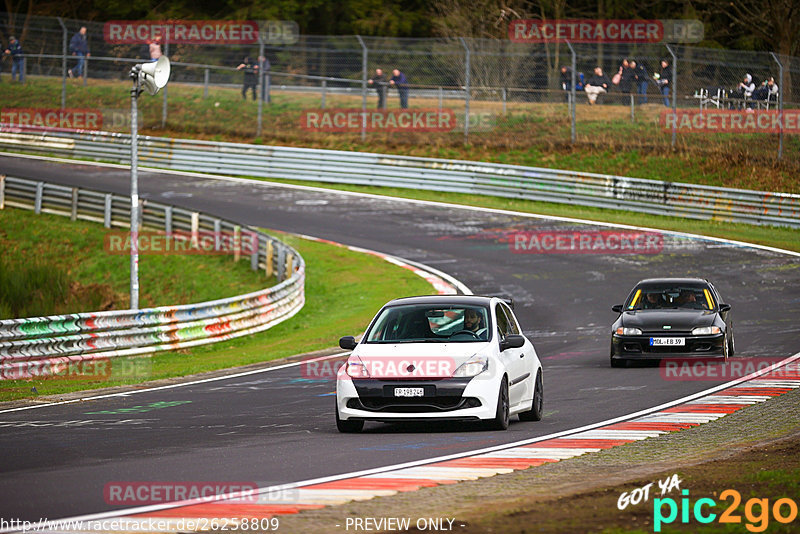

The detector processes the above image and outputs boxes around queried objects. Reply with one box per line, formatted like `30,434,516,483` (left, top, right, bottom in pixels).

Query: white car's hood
348,341,491,379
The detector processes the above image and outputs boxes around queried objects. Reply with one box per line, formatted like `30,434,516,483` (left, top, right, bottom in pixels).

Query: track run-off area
0,152,799,528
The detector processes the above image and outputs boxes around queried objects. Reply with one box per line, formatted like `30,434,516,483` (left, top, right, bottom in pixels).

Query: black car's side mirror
719,303,731,312
339,336,357,350
611,304,624,313
500,334,525,351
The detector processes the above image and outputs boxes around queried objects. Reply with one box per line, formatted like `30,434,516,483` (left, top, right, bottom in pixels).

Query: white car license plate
650,337,685,346
394,387,424,397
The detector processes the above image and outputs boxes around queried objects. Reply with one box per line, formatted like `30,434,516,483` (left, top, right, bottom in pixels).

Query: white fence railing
1,128,798,228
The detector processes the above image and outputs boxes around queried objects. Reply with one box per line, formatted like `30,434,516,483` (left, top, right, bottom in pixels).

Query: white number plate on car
650,337,685,346
394,387,425,397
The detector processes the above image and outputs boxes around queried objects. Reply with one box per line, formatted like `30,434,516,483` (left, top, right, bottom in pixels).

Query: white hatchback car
336,295,543,432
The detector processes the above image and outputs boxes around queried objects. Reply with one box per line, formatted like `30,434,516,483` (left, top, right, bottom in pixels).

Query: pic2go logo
654,489,799,532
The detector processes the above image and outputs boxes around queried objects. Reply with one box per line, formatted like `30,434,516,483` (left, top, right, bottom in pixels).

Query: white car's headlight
615,327,642,336
692,326,721,336
345,356,370,378
453,355,488,378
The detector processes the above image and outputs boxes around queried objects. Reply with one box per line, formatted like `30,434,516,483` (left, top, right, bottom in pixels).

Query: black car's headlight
691,326,721,336
615,327,642,336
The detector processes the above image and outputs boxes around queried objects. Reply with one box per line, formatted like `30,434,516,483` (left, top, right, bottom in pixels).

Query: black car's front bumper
611,333,725,360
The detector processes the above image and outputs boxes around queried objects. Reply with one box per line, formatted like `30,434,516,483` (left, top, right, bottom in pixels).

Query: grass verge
0,212,434,402
1,76,798,193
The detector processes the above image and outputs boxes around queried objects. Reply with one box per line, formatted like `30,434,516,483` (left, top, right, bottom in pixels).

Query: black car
610,278,734,367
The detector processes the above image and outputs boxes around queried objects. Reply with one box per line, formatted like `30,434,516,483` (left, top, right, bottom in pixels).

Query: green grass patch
0,208,267,317
1,76,798,193
0,224,434,401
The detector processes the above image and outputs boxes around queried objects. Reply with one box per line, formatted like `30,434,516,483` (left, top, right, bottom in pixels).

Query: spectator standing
389,69,409,109
368,68,387,109
584,67,610,105
5,36,24,83
654,59,671,107
68,26,90,79
236,56,259,101
631,60,648,104
619,59,635,96
149,37,162,61
559,65,574,102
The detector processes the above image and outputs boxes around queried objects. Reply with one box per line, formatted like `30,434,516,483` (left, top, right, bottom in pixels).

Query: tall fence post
203,68,209,99
770,52,784,161
257,37,265,138
57,17,67,110
460,37,470,144
356,35,367,142
502,87,507,115
566,41,576,144
321,79,327,109
666,44,677,148
161,42,169,128
438,86,443,113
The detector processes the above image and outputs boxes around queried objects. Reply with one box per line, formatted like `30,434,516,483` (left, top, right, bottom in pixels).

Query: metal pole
161,42,169,128
130,74,141,310
257,38,265,137
667,44,677,148
502,87,507,115
57,17,67,110
321,79,327,109
460,37,470,144
566,41,576,144
630,93,635,122
438,86,443,113
356,35,367,142
770,52,784,160
203,68,209,99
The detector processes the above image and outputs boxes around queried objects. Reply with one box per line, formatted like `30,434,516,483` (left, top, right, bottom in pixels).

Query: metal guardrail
0,175,305,378
1,128,798,228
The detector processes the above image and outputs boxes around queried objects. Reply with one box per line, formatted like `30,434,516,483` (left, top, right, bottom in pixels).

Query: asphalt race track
1,154,799,521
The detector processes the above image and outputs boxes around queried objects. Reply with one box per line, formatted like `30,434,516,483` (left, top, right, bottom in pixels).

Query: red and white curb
32,356,800,532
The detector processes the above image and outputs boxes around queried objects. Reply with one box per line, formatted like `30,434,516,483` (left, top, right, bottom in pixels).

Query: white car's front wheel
336,407,364,433
488,376,510,430
518,370,543,421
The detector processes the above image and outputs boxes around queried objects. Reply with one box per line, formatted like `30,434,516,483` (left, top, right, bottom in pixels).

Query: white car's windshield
364,304,491,343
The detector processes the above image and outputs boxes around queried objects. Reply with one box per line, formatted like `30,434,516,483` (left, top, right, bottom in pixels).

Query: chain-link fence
1,13,797,163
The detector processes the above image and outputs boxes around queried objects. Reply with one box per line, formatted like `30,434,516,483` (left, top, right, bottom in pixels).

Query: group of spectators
0,27,88,83
368,68,410,109
560,58,673,106
727,73,779,108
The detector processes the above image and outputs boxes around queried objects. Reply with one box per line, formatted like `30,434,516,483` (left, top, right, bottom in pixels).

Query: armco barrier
0,175,305,378
1,128,798,228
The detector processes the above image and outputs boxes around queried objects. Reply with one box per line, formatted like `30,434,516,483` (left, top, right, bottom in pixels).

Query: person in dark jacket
368,68,387,109
655,59,671,107
584,67,611,105
631,60,649,104
389,69,409,109
619,59,635,95
236,56,259,100
4,36,24,82
68,27,90,79
559,65,574,102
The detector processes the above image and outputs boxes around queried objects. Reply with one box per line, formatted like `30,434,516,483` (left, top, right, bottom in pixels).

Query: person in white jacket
731,73,756,108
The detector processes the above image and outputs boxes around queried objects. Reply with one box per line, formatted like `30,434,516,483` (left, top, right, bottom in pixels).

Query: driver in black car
642,292,665,309
463,308,488,338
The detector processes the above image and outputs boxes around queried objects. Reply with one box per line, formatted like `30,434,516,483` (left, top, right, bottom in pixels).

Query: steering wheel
450,330,480,339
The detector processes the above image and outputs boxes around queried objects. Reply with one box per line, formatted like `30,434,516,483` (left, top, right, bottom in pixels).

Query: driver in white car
463,308,488,339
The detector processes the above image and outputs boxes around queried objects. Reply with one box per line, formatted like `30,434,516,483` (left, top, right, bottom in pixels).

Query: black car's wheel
722,333,730,362
519,371,543,421
610,356,627,368
336,409,364,433
488,376,510,430
728,332,736,357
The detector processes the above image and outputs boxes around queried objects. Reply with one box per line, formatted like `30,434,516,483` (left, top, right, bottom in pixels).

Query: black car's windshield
364,304,491,343
626,285,715,311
